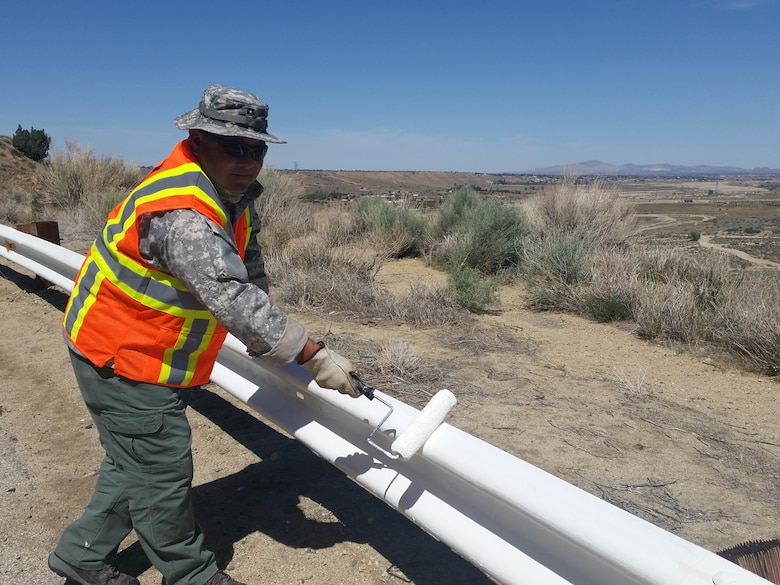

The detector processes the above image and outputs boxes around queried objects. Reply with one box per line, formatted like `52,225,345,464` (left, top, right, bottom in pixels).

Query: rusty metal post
13,221,61,288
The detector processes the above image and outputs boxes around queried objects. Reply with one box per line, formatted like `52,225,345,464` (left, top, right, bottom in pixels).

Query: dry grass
35,140,143,208
3,132,779,378
523,174,636,246
378,342,425,380
255,168,313,248
711,271,780,374
388,283,463,326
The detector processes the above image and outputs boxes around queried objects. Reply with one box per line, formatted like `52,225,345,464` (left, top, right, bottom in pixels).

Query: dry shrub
711,272,780,375
633,280,704,343
265,225,464,326
522,174,635,246
575,248,639,321
255,168,313,248
57,189,129,241
426,233,460,268
388,283,463,326
626,246,734,342
313,205,354,247
35,140,142,208
0,187,43,225
378,342,425,380
265,240,383,315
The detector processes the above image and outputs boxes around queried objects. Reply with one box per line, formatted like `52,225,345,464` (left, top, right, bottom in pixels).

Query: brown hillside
277,169,506,197
0,135,40,192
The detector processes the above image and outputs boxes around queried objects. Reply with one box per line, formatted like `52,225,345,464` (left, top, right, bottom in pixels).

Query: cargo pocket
102,411,173,468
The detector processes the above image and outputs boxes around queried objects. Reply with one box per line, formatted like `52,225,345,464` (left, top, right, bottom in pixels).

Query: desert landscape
1,166,779,584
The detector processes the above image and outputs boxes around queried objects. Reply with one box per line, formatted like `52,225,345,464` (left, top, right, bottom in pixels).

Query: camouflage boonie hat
174,84,285,143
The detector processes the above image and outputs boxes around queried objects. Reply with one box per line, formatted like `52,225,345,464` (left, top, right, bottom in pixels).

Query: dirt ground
1,245,779,585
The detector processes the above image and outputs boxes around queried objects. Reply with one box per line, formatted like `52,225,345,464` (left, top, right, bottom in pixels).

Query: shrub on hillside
255,168,313,249
0,187,44,225
265,242,383,314
12,125,51,162
575,249,637,322
633,281,706,343
523,175,635,246
346,196,429,258
388,283,463,326
710,272,780,375
448,266,500,313
35,140,143,208
523,234,593,311
432,186,528,275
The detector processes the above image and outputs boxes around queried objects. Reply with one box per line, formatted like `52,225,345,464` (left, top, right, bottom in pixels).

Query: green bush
523,234,593,310
580,291,634,322
12,125,51,161
348,196,428,257
448,266,500,313
433,187,528,274
433,186,478,238
302,190,343,202
688,231,701,242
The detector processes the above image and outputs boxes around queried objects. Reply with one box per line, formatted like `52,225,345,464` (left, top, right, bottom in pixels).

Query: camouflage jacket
137,180,308,365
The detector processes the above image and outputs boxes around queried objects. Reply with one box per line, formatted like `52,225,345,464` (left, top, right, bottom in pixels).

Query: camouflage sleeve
139,209,307,365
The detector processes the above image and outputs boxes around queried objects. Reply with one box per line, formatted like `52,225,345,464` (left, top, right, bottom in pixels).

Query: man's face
189,130,266,194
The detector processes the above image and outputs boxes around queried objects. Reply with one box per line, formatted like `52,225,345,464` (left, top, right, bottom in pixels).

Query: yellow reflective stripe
130,162,229,227
241,208,251,250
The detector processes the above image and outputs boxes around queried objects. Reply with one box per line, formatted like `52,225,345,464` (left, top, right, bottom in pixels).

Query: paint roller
353,376,456,461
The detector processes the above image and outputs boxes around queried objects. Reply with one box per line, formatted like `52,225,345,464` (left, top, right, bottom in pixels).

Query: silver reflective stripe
92,237,203,311
104,170,221,244
63,256,100,333
166,318,214,386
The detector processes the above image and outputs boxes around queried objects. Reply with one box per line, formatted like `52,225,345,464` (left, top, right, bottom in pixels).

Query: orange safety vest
63,139,252,387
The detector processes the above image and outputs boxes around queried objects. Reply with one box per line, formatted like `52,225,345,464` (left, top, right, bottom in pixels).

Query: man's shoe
47,552,140,585
205,571,247,585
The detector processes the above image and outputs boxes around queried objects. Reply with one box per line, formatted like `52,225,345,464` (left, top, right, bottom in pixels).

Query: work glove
300,344,360,398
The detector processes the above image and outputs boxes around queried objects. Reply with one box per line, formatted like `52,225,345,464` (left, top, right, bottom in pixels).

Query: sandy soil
1,252,778,585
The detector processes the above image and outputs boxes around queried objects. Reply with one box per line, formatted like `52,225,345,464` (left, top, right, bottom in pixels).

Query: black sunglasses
209,134,268,161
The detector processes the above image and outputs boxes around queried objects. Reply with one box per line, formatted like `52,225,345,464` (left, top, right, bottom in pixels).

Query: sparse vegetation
346,196,428,258
255,168,313,249
448,266,501,313
36,140,143,209
431,186,528,274
2,134,780,376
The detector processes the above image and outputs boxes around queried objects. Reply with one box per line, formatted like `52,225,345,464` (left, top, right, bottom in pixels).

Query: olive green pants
54,351,218,585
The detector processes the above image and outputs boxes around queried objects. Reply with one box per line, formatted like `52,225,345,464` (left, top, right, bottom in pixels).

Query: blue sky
2,1,778,173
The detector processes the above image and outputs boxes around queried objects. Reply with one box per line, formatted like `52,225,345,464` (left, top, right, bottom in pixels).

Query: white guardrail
0,222,772,585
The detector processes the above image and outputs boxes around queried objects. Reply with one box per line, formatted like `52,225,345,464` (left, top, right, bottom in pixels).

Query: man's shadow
117,385,493,584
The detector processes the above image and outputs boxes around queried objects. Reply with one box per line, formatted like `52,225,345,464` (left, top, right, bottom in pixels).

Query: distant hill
525,160,780,177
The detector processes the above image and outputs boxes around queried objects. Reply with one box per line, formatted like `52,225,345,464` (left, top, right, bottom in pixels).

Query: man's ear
188,129,203,154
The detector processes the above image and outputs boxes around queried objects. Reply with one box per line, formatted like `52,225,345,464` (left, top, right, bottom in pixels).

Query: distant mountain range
524,160,780,177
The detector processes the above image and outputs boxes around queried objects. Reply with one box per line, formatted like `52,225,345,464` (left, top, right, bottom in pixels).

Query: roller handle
352,375,375,400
